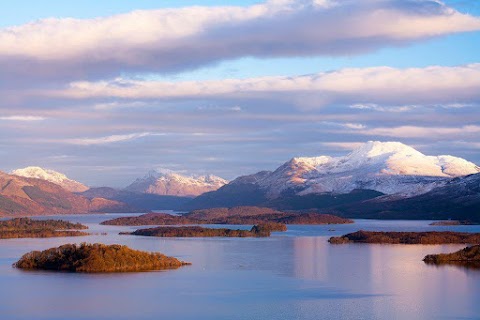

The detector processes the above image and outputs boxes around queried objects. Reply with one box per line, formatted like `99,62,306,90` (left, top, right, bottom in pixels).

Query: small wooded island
329,230,480,244
14,243,190,273
121,222,287,238
101,206,353,226
423,245,480,268
0,218,88,239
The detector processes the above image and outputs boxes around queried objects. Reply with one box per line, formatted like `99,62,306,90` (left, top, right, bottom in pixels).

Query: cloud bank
56,63,480,108
1,0,480,80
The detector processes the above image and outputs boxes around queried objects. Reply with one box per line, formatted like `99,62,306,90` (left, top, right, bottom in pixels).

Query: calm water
1,214,479,320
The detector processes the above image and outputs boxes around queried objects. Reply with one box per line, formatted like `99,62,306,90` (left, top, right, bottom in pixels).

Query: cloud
0,115,46,121
93,101,149,110
196,105,243,112
53,64,480,108
321,121,366,130
349,103,415,112
65,132,164,145
321,142,365,150
357,125,480,138
1,0,480,80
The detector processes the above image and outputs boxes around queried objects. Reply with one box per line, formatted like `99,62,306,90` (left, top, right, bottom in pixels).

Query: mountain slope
187,141,479,210
12,166,89,193
0,171,129,216
125,170,228,197
80,187,191,211
332,173,480,221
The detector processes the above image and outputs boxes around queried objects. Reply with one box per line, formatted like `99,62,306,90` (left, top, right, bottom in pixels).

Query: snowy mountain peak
290,156,332,168
125,170,228,197
348,141,423,159
11,166,89,193
253,141,480,197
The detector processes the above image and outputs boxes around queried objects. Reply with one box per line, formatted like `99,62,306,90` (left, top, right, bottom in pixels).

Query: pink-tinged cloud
53,64,480,108
65,132,165,146
356,125,480,138
1,0,480,80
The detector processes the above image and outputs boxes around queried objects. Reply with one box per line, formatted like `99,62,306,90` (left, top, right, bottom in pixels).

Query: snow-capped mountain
11,166,89,193
223,141,480,199
257,141,480,197
125,170,228,197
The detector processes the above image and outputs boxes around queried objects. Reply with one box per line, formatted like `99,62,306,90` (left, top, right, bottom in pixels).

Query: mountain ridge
125,170,228,197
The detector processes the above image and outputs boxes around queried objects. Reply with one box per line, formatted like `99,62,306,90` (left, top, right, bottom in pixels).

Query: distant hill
80,187,191,211
0,171,130,216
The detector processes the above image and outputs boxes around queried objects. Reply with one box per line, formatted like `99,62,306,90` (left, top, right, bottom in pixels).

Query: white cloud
350,103,415,112
321,121,366,130
54,64,480,108
65,132,164,145
1,0,479,80
93,101,148,110
0,115,46,121
343,123,366,130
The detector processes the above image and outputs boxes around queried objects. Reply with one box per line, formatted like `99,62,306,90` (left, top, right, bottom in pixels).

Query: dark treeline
102,207,353,226
329,230,480,245
0,218,88,239
14,243,190,273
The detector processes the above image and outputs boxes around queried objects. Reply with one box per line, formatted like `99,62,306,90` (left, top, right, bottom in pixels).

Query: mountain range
188,141,479,210
124,170,228,197
3,141,480,220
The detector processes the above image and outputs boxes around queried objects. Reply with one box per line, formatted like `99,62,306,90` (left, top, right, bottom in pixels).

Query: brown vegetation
429,220,476,226
14,243,190,272
101,206,353,226
423,245,480,268
329,230,480,245
0,218,88,239
121,222,287,238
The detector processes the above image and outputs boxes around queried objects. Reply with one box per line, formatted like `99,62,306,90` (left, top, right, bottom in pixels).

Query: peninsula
424,245,480,268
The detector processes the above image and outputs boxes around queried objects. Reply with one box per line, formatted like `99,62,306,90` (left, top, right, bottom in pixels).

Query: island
429,220,477,226
14,243,191,273
0,218,89,239
328,230,480,244
101,206,353,226
424,245,480,268
121,222,287,238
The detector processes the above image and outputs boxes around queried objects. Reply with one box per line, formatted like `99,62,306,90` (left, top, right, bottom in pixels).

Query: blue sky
0,0,479,186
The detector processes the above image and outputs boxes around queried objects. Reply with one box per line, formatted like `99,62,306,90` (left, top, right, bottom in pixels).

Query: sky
1,0,479,187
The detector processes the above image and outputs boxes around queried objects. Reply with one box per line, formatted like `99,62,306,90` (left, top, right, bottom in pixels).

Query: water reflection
293,237,327,281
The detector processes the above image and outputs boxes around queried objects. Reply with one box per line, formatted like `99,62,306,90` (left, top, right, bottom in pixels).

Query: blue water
0,214,479,320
